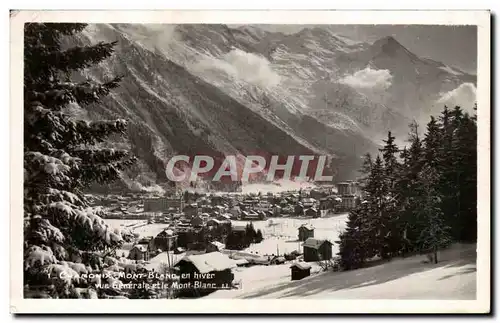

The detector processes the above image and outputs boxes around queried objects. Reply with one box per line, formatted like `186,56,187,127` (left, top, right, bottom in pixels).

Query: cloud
340,67,392,91
194,48,281,88
437,83,477,110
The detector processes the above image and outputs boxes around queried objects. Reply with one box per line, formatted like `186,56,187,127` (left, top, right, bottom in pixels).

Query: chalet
183,203,199,218
309,189,326,200
229,206,241,219
154,229,177,251
272,205,282,217
213,205,225,214
337,182,352,196
174,252,237,297
201,206,214,215
206,241,225,253
231,225,247,238
217,213,232,222
303,238,333,262
211,195,225,206
298,224,315,241
270,256,286,265
301,198,317,208
206,218,222,228
128,245,149,261
337,181,361,197
191,215,203,227
339,195,358,210
305,207,319,218
319,195,341,211
257,210,267,220
255,201,271,212
294,204,304,216
137,236,155,252
290,262,311,281
144,197,185,212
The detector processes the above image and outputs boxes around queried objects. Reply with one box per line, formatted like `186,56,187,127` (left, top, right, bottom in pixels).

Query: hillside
62,24,477,191
206,243,476,300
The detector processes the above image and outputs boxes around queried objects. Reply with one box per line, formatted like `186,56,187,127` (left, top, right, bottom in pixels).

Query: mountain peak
372,35,401,49
370,35,416,59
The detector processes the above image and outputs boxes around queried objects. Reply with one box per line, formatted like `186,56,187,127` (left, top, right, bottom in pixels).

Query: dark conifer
24,23,136,298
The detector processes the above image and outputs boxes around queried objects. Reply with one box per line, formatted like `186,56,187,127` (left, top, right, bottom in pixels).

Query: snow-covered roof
234,258,249,265
303,238,332,249
290,262,312,270
210,241,225,250
299,224,314,231
232,225,246,232
132,245,148,253
163,229,174,236
175,252,236,274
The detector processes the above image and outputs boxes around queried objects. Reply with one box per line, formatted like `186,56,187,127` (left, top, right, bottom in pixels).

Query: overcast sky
255,24,477,74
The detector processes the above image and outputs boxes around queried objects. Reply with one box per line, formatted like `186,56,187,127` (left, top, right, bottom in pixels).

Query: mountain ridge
62,24,476,193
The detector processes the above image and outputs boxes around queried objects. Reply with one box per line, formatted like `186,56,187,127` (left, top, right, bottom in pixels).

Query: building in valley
298,224,315,241
302,238,333,262
173,252,237,297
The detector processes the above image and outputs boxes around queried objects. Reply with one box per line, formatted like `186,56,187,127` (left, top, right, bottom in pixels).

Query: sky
254,24,478,74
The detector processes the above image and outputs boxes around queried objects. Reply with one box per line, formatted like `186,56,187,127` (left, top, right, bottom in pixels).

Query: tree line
337,105,477,270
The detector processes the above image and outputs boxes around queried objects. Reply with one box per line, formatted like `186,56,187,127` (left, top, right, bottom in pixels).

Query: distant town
90,180,362,222
82,181,362,297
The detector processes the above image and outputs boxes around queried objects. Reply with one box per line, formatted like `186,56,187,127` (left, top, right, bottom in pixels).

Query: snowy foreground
106,215,476,300
231,214,349,256
205,243,476,299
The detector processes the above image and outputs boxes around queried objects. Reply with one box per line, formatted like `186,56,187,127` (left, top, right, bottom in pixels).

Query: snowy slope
231,213,348,256
206,243,476,299
65,24,477,190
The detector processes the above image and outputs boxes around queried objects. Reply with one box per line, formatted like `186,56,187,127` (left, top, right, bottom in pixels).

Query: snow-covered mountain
65,24,477,190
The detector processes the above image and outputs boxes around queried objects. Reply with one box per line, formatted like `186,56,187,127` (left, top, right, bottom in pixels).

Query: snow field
206,243,476,299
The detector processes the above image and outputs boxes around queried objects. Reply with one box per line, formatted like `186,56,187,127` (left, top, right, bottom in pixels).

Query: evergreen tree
379,131,400,193
358,153,373,187
255,229,264,243
415,165,452,262
379,131,402,256
23,23,136,298
363,155,387,258
397,121,424,252
336,204,368,269
437,106,461,239
452,110,477,241
422,116,441,169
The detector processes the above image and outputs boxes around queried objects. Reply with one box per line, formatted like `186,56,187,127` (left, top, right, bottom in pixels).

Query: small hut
290,262,312,281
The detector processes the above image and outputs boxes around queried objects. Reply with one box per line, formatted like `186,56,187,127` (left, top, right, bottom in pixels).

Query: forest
337,106,477,269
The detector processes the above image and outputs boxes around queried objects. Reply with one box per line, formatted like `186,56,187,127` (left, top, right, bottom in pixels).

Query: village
92,181,362,298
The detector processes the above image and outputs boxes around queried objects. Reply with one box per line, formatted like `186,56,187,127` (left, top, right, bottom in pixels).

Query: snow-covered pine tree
336,204,369,270
358,153,373,187
379,131,403,258
23,23,136,298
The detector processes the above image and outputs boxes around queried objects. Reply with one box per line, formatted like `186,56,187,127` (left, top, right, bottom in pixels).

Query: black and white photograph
10,10,490,314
